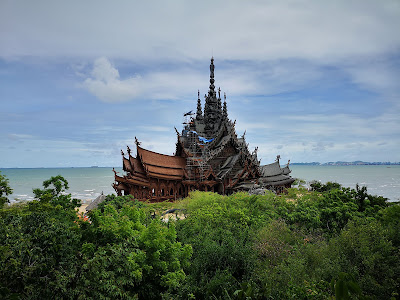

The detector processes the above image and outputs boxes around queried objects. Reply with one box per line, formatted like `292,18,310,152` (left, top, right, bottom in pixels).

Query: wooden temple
113,58,294,201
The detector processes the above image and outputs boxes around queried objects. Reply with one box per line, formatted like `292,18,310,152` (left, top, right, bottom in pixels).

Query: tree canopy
0,178,399,299
0,171,13,207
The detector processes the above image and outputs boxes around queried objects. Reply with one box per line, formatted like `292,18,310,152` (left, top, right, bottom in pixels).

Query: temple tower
204,57,221,136
196,90,203,120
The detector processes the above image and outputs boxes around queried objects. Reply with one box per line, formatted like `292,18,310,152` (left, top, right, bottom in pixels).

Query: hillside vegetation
1,174,399,299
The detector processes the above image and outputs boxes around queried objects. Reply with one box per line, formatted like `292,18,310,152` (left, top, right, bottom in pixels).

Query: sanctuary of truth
113,58,295,202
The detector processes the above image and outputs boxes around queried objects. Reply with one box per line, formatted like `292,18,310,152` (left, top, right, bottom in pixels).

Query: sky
1,0,399,168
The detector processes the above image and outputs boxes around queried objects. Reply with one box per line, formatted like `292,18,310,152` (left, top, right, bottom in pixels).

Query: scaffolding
185,130,211,183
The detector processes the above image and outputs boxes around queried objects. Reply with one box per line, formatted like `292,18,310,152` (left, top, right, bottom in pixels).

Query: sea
1,165,399,203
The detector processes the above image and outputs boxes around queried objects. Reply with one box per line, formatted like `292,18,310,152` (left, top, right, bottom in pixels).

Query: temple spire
196,90,203,120
204,57,221,136
217,87,222,114
209,57,215,96
223,92,228,119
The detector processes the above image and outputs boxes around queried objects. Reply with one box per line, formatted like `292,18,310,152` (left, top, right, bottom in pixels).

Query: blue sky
1,0,399,167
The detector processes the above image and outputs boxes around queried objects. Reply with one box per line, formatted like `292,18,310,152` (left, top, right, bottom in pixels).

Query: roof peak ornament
135,137,141,146
196,89,203,120
222,93,228,119
209,57,215,94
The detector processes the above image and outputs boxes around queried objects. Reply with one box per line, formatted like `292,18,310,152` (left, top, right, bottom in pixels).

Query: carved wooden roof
259,162,295,186
137,146,186,180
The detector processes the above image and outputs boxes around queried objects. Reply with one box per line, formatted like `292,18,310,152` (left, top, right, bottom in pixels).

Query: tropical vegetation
0,174,399,299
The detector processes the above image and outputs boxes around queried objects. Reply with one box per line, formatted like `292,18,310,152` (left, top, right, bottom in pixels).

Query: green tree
78,203,192,299
379,204,400,247
33,175,80,210
0,171,13,207
0,195,82,299
328,220,399,299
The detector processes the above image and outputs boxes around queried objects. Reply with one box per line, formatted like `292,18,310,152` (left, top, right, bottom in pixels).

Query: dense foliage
174,189,399,299
0,176,191,299
0,171,13,207
0,174,399,299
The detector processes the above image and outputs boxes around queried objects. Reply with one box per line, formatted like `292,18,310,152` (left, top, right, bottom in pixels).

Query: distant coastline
292,161,400,166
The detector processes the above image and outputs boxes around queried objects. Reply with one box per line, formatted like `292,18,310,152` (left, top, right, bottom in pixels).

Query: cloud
1,1,399,62
344,58,400,95
7,133,35,141
1,1,400,167
312,141,335,152
82,57,143,102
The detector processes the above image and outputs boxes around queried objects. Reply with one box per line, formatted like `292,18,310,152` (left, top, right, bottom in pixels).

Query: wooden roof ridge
137,145,186,168
146,169,183,178
86,194,107,212
117,173,151,187
282,164,292,175
128,153,146,175
123,156,133,173
260,161,283,177
137,144,177,158
144,161,185,170
260,174,295,186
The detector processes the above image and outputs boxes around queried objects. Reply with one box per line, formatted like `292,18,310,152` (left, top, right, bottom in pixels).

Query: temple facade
113,58,294,201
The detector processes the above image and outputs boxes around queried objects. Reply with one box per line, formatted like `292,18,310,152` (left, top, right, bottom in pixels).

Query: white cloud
82,57,143,102
1,0,400,166
1,1,399,62
344,59,400,95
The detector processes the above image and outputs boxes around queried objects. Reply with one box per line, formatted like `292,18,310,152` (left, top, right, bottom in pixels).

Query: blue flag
198,136,214,143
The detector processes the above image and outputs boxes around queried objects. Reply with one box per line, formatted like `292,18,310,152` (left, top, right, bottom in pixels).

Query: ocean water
1,165,399,203
290,165,400,202
0,167,123,204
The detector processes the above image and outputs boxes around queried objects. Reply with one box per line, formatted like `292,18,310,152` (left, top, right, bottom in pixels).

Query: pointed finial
135,137,141,146
127,145,131,155
276,155,281,163
223,92,228,119
209,57,215,91
217,89,222,113
196,90,203,119
121,149,125,156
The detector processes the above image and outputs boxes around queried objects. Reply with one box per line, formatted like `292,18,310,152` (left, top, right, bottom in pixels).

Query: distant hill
292,161,400,166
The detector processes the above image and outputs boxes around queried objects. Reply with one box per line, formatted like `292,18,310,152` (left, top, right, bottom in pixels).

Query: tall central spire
209,57,216,97
204,57,221,136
